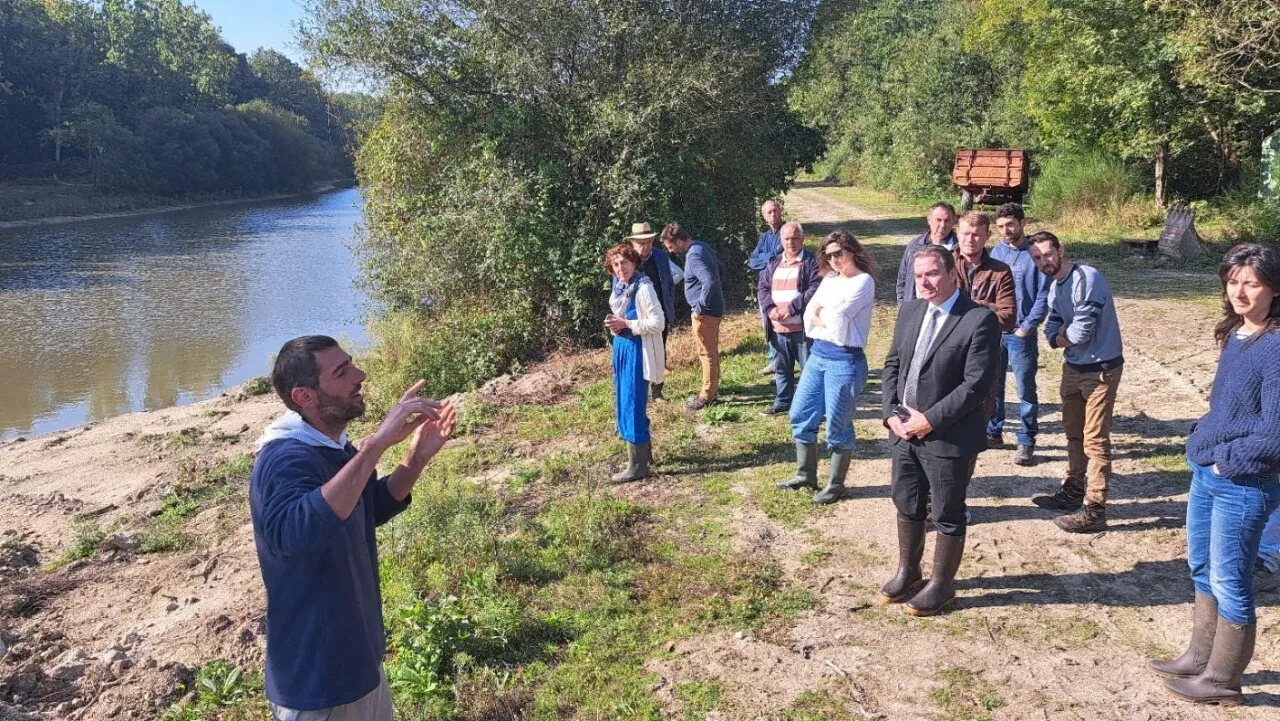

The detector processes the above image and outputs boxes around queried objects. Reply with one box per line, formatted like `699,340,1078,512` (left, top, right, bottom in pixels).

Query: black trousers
891,441,977,537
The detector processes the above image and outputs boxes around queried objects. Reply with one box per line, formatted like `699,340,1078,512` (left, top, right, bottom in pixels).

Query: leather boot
879,518,926,604
907,533,966,617
610,442,651,483
813,448,852,504
650,383,664,402
1165,618,1255,706
777,442,818,490
1148,592,1218,678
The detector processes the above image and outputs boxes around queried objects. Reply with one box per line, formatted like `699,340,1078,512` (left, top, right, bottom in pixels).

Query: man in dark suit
879,245,1001,616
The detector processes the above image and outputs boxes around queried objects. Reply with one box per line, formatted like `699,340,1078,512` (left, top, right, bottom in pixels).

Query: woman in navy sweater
1148,244,1280,706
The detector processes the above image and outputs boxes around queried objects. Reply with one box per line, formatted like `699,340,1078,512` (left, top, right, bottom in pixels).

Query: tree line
0,0,374,196
789,0,1280,208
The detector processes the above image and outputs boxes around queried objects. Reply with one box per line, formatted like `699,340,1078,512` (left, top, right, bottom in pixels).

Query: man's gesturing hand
367,380,441,454
406,399,458,470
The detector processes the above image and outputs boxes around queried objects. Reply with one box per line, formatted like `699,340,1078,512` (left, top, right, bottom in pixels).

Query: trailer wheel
960,190,974,212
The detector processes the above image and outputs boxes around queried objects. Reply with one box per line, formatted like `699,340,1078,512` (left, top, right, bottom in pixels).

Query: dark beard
317,388,365,426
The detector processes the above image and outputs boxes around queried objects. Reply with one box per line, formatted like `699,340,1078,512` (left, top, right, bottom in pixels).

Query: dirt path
645,187,1275,719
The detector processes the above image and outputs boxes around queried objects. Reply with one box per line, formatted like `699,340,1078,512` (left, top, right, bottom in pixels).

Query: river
0,188,368,441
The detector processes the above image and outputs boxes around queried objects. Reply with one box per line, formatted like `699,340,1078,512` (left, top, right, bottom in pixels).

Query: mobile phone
891,404,912,421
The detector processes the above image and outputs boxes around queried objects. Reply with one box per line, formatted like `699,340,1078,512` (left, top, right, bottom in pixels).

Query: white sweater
803,272,875,348
624,282,667,384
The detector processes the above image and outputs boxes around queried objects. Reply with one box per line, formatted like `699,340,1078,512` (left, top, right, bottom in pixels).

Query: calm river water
0,188,368,440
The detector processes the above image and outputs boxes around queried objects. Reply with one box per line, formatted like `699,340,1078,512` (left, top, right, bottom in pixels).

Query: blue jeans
768,330,811,410
1259,505,1280,573
987,332,1039,446
761,306,778,366
1186,458,1280,625
789,350,868,451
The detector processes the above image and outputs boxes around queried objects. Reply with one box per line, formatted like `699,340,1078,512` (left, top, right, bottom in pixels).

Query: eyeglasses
824,249,848,260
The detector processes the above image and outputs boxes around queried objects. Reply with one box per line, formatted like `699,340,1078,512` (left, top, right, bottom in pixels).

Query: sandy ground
1,186,1275,720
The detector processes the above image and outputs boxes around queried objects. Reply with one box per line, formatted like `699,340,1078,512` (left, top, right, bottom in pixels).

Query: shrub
1030,150,1143,219
359,303,542,417
1210,186,1280,245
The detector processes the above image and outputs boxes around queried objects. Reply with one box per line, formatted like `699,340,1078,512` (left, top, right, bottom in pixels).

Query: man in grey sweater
1028,232,1124,533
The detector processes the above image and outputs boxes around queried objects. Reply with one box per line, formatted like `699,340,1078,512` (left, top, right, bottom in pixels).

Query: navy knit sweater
250,439,410,709
1186,330,1280,479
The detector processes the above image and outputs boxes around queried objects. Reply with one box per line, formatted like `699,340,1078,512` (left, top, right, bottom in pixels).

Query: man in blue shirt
987,203,1050,466
250,335,457,720
748,199,785,375
663,222,725,411
896,202,958,306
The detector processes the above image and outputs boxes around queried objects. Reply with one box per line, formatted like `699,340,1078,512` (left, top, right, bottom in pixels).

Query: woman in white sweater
778,229,878,504
604,243,666,482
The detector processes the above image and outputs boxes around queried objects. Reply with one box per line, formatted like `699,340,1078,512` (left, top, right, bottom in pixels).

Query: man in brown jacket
953,211,1016,427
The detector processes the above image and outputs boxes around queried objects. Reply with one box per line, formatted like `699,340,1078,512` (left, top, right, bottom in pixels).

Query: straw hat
624,222,658,241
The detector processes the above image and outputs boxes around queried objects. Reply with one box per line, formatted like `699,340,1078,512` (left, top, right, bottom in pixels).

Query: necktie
903,307,940,409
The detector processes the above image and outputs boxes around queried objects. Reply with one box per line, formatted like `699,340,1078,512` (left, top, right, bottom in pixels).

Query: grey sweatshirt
1044,263,1124,371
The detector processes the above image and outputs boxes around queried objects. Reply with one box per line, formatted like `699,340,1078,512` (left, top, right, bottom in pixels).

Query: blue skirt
613,333,650,445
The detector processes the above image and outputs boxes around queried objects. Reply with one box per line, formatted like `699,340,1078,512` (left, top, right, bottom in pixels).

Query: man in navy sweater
251,335,457,720
895,202,958,306
662,221,725,411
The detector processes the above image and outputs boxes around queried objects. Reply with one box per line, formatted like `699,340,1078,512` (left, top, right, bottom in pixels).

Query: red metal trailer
952,148,1029,211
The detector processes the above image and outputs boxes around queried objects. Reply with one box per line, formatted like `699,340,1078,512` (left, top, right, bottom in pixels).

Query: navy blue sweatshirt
250,439,410,709
1186,330,1280,479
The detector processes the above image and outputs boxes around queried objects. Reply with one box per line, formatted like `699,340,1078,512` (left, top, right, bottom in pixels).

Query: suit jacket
882,293,1001,457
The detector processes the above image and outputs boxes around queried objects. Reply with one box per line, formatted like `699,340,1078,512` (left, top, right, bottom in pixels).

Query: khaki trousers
1060,365,1122,506
691,313,722,401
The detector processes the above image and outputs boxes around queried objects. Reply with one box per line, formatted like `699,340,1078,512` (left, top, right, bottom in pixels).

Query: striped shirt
769,254,805,333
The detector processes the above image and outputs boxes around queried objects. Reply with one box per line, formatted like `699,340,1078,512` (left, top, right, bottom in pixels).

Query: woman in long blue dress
604,243,666,482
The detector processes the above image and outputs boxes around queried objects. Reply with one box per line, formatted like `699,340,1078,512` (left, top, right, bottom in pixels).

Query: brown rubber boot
1055,503,1107,533
907,533,965,617
1148,592,1218,679
1165,618,1255,706
879,518,926,604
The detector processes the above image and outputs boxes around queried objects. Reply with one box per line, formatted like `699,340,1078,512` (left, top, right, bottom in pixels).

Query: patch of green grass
169,427,202,448
209,429,241,443
702,405,743,425
775,690,878,721
242,377,273,396
141,455,252,553
930,666,1004,721
45,520,106,570
1146,452,1189,474
801,549,833,567
677,680,722,720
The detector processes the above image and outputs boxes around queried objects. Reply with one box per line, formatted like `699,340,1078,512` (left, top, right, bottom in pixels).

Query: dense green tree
0,0,358,196
301,0,822,397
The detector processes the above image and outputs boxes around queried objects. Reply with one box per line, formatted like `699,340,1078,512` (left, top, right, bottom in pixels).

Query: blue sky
191,0,307,63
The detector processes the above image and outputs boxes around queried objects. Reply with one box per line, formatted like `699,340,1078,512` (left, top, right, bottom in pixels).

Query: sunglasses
824,249,848,260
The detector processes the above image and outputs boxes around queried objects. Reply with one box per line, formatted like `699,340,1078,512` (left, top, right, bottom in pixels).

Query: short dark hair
928,201,957,217
272,335,339,412
913,244,956,274
660,222,692,245
995,203,1025,221
1028,231,1060,249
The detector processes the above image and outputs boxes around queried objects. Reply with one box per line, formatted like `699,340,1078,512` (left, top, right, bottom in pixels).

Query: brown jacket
954,249,1016,333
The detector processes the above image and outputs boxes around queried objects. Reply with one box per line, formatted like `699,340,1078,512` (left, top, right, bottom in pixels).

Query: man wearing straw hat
626,222,677,401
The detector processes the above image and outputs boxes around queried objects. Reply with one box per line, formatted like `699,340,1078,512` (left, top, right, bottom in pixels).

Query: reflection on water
0,188,368,439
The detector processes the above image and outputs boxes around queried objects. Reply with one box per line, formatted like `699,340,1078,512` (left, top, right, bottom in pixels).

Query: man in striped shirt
757,222,822,415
